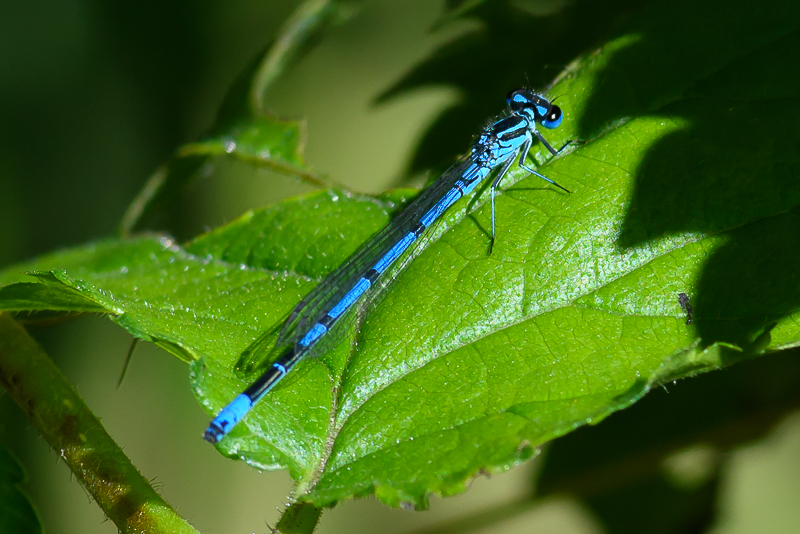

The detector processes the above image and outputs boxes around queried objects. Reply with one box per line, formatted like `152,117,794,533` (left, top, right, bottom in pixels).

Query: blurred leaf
380,0,659,175
119,107,313,238
536,348,800,532
119,0,369,235
0,446,41,534
2,0,800,513
539,350,800,496
583,474,719,534
249,0,365,114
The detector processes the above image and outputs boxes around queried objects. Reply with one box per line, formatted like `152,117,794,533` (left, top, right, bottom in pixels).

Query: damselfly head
507,88,561,129
507,88,536,111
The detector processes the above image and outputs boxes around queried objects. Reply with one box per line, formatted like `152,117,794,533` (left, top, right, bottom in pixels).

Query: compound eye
543,105,563,129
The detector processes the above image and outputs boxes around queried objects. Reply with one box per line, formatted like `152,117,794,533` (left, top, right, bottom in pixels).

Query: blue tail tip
204,393,252,445
204,423,224,444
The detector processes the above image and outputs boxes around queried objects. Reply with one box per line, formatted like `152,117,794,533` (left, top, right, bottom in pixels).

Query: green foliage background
1,0,800,533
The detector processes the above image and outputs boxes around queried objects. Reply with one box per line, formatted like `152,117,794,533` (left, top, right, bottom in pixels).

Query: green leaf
536,347,800,532
0,234,305,364
178,116,307,171
538,349,800,495
119,0,365,234
0,190,403,367
2,0,799,512
248,0,365,115
0,446,41,534
119,115,313,237
379,0,664,174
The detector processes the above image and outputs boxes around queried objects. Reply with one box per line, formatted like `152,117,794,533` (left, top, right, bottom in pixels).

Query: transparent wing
276,151,483,352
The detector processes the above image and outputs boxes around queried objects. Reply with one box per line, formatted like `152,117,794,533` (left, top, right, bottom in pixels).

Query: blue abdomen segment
299,322,328,347
204,394,252,444
204,352,296,444
374,231,418,273
327,277,372,319
420,188,462,228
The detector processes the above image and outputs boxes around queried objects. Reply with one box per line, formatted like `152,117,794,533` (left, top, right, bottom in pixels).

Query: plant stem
275,501,323,534
0,312,199,534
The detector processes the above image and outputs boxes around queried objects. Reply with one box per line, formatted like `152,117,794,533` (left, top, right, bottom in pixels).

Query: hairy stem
0,313,198,534
275,501,323,534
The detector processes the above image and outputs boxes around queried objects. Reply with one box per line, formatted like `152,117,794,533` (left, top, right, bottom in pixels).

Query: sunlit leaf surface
1,0,799,509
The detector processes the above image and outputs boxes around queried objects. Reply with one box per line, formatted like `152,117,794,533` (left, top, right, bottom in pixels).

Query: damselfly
205,89,571,444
